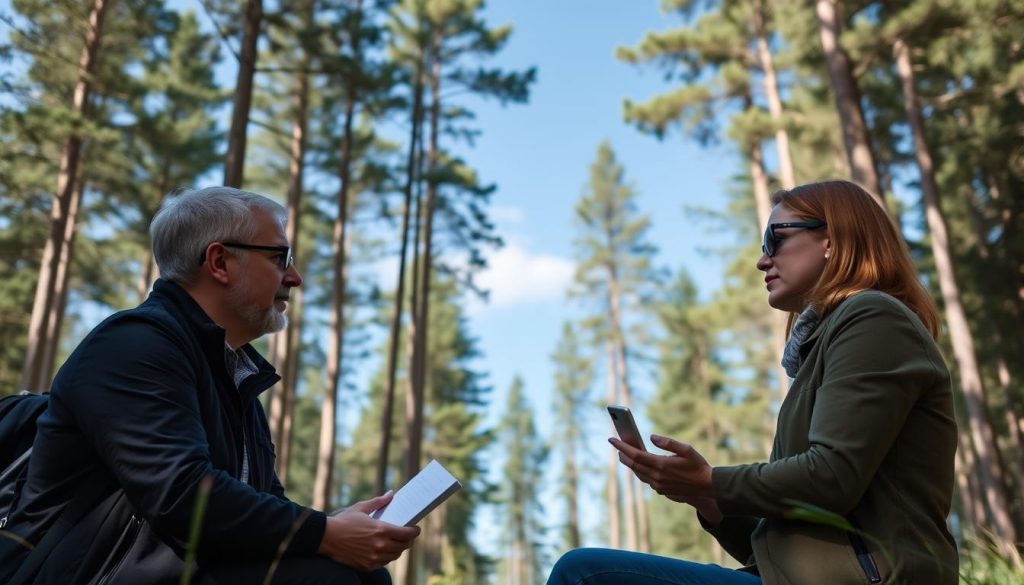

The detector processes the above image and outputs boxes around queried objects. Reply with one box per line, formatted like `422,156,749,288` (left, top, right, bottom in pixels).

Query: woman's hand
610,434,720,522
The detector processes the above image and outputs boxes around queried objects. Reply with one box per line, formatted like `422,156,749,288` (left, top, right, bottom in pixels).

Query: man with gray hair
0,187,418,584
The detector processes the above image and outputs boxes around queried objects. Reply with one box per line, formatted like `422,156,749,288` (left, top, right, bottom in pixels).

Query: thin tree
376,0,427,495
498,376,548,585
269,16,312,480
20,0,109,393
314,0,368,512
814,0,884,201
888,18,1020,561
223,0,262,187
573,142,659,552
550,322,593,551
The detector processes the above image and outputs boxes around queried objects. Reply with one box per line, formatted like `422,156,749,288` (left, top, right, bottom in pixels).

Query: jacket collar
147,279,280,402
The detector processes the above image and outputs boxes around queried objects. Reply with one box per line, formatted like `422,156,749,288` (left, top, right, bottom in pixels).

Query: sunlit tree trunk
893,35,1019,561
608,277,647,551
401,33,440,585
814,0,883,202
752,0,795,190
39,178,86,382
269,53,310,479
277,284,303,486
376,60,425,495
137,164,171,302
223,0,262,188
565,431,581,549
749,130,790,401
21,0,107,393
605,342,621,549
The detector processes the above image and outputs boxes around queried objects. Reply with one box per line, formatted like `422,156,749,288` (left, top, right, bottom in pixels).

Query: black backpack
0,391,48,530
1,392,112,584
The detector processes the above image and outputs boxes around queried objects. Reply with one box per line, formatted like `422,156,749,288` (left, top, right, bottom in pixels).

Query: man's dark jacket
0,279,326,583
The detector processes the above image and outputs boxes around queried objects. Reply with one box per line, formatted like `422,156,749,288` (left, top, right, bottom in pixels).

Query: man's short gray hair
150,186,287,284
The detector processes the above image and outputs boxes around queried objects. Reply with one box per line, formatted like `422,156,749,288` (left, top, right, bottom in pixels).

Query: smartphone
607,404,647,451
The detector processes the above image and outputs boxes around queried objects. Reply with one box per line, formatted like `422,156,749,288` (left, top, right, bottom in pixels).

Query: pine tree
572,141,659,552
549,321,593,551
497,376,549,585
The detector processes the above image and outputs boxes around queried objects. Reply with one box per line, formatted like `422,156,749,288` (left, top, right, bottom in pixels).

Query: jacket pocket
93,514,143,585
847,531,882,583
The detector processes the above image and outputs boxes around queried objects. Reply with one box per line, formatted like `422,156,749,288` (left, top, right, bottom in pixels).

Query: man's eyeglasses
199,242,293,270
761,221,827,257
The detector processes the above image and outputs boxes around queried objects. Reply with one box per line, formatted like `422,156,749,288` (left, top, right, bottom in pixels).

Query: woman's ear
823,238,831,260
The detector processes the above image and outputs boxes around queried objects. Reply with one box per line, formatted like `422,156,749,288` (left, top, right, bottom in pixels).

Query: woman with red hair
548,180,957,585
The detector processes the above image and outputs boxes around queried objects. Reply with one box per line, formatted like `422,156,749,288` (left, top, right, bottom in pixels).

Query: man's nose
284,264,303,287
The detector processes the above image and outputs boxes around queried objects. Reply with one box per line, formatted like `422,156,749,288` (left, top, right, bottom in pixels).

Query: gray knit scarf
782,306,821,378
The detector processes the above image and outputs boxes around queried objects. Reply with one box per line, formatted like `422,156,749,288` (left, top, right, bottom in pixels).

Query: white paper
371,459,461,526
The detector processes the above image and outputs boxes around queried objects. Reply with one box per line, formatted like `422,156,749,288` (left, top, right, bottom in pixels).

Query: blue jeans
547,548,762,585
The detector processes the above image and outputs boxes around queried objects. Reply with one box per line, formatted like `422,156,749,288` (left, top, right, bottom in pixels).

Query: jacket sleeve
56,316,325,560
699,513,759,565
712,294,945,518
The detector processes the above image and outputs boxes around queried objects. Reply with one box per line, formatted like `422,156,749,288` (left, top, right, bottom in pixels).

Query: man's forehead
250,207,289,243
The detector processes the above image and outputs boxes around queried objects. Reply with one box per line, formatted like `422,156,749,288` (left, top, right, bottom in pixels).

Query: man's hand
317,492,421,572
610,434,719,520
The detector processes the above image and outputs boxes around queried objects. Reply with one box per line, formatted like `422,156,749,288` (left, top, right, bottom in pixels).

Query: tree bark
893,35,1020,561
752,0,795,190
605,342,621,549
21,0,107,393
269,51,310,480
375,60,425,495
401,30,440,585
313,0,364,507
39,178,86,382
223,0,262,188
565,431,581,549
814,0,883,202
750,137,791,401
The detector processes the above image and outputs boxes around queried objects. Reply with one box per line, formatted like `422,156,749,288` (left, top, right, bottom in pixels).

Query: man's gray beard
227,285,287,338
245,304,287,337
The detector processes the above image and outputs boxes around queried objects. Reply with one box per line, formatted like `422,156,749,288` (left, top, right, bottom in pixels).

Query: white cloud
489,205,526,225
470,243,574,314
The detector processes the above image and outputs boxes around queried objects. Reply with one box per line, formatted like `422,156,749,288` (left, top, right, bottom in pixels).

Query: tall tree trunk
270,56,310,479
893,35,1020,561
565,433,581,549
223,0,262,188
137,165,171,302
605,342,621,549
313,43,363,512
748,130,790,401
752,0,795,190
21,0,107,393
814,0,883,202
375,61,425,495
608,279,648,552
39,179,86,382
277,284,303,486
401,33,440,585
956,431,986,543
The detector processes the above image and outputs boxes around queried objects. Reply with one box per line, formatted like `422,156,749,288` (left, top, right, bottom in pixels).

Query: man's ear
203,243,232,285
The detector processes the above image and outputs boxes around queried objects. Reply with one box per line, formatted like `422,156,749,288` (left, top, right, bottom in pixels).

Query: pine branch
197,0,242,63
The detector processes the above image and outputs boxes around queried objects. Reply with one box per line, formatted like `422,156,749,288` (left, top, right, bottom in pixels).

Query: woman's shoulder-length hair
772,180,940,340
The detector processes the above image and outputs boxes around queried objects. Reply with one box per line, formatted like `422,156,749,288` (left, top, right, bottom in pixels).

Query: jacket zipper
96,514,143,585
847,531,882,583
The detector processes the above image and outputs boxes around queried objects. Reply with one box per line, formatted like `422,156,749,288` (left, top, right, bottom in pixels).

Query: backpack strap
8,472,109,585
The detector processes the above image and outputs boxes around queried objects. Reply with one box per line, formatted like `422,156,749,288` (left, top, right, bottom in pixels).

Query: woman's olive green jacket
706,291,958,585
